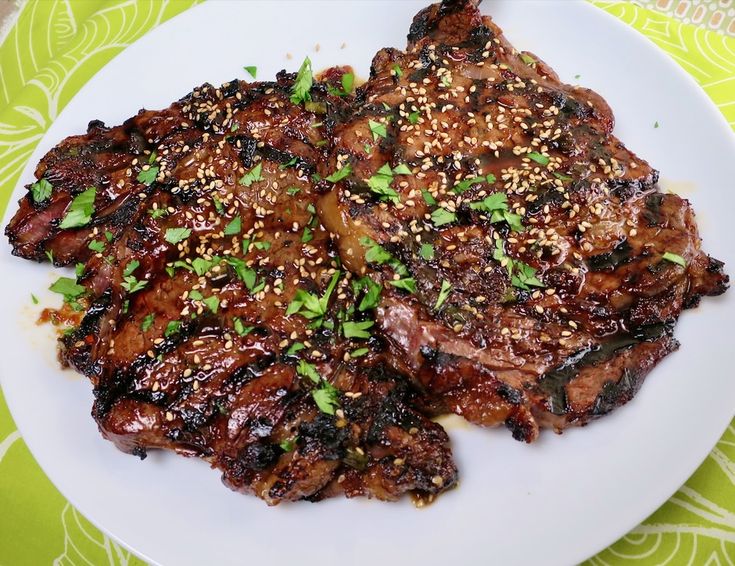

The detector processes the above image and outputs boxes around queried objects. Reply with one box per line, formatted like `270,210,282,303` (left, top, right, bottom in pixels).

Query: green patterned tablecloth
0,2,733,564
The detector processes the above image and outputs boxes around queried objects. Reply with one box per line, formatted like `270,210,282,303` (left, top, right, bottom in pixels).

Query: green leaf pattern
0,2,732,564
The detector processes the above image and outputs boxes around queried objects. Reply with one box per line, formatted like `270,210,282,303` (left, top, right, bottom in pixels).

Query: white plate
2,1,734,565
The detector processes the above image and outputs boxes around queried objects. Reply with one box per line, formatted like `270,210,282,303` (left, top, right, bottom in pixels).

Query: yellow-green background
0,2,733,564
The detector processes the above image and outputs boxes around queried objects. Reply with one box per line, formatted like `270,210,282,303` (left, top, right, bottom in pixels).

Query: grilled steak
3,0,727,505
6,73,457,504
319,0,728,440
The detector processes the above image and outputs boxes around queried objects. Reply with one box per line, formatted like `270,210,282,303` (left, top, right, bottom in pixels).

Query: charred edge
407,0,477,45
258,144,316,175
92,318,202,419
587,238,632,272
61,288,113,376
609,170,659,201
538,323,672,416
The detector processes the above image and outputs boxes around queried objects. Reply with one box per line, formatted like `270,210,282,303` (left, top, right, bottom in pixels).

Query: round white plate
2,2,734,565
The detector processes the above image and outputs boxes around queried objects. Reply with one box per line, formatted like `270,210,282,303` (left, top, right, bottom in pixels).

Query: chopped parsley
141,313,155,332
388,278,417,293
367,163,399,204
368,119,388,141
392,163,412,176
469,192,524,232
49,277,85,301
453,173,495,194
280,157,299,170
243,65,257,79
342,320,374,339
75,263,85,278
431,208,456,227
553,172,573,182
121,260,147,294
224,216,241,236
408,111,420,124
164,320,181,337
420,243,435,260
104,230,114,242
164,227,191,244
88,240,105,253
528,152,550,166
662,251,686,267
45,250,54,263
301,226,313,243
511,261,544,291
279,438,296,452
233,317,254,336
203,295,219,314
225,257,258,291
350,347,369,358
434,280,452,310
297,359,321,384
361,237,392,265
520,53,536,66
286,271,341,325
136,166,159,186
352,276,382,311
148,207,168,219
325,164,352,183
239,162,263,186
312,382,339,415
290,56,313,105
286,187,301,196
31,294,39,305
493,238,545,291
188,290,203,301
30,179,52,203
286,342,305,355
192,257,213,276
421,189,437,206
392,64,403,77
327,72,355,97
654,121,660,129
59,187,96,229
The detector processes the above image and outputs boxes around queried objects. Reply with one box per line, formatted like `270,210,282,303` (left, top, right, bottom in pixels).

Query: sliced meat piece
30,74,458,504
319,0,728,439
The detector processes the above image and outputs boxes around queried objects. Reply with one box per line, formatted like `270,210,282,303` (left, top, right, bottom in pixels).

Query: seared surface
9,74,457,504
3,0,727,504
319,0,727,439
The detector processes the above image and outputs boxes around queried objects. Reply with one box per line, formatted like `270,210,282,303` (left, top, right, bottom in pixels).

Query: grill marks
320,0,727,437
16,75,456,505
3,0,727,505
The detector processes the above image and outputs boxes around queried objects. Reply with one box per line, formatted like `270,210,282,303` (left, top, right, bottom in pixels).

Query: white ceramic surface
1,2,734,565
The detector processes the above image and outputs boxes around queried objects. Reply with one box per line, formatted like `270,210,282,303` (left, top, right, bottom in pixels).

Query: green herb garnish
368,119,387,141
434,280,452,310
431,208,456,227
224,216,241,236
30,179,52,203
325,164,352,183
528,152,550,166
662,251,686,267
239,162,263,186
420,243,435,260
137,166,159,186
141,313,155,332
88,240,105,253
164,227,191,244
343,320,374,339
290,57,313,105
164,320,181,337
60,187,96,229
